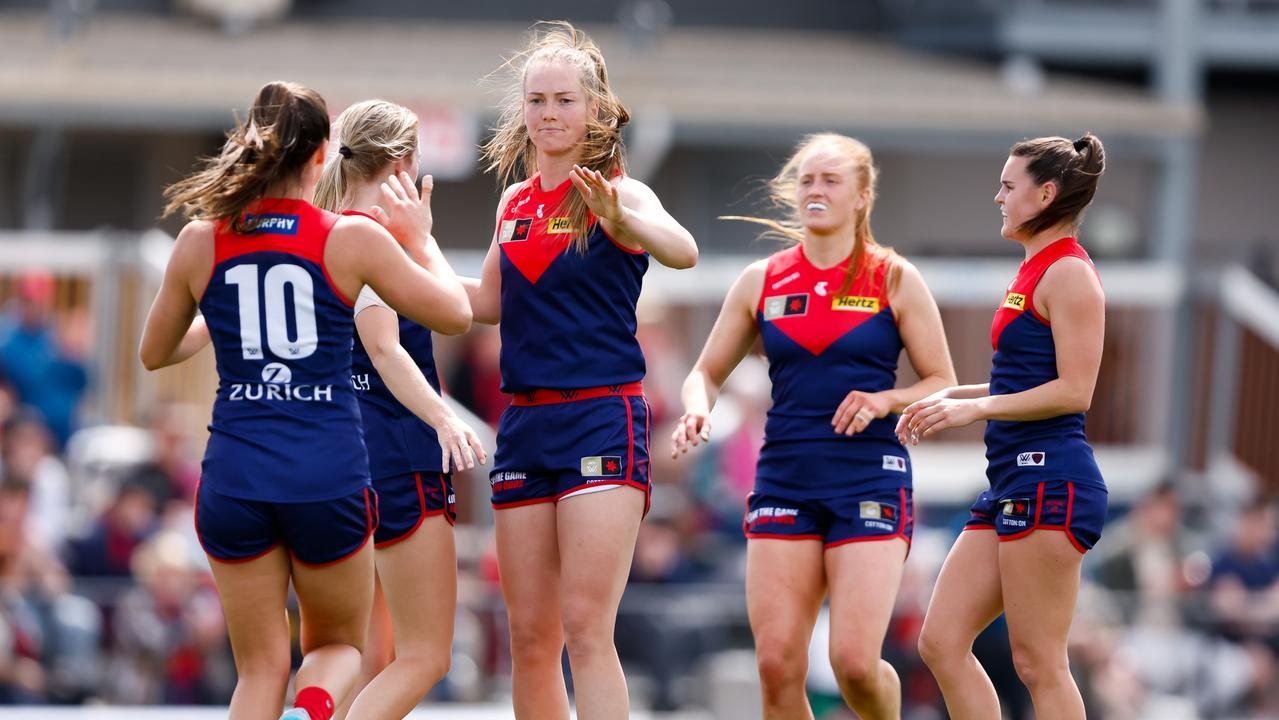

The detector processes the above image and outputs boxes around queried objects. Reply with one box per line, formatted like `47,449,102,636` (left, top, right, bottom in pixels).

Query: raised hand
569,165,625,224
370,171,434,249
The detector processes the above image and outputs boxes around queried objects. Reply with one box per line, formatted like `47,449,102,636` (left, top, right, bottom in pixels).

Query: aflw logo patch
546,217,575,234
1017,451,1046,467
763,293,808,320
581,456,622,477
1002,292,1027,311
882,455,907,472
833,296,880,313
499,218,533,243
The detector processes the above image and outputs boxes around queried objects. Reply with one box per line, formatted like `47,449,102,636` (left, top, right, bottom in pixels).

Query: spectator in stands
1210,501,1279,649
616,514,710,711
1,412,72,552
0,271,89,448
126,405,202,509
67,476,159,578
0,476,102,703
107,530,232,704
1094,482,1188,626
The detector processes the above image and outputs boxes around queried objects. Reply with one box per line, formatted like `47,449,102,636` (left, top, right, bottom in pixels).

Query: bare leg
825,538,908,719
1000,531,1086,720
347,516,456,718
208,546,293,720
496,502,570,720
746,538,826,720
917,530,1004,720
557,487,646,720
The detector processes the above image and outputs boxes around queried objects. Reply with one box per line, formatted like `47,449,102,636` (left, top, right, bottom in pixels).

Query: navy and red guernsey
754,243,912,498
496,174,648,393
344,211,444,479
984,237,1105,496
199,198,370,503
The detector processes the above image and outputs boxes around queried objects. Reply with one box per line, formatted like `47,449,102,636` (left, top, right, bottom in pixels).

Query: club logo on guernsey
833,296,880,313
764,293,809,320
1017,451,1046,467
228,362,333,402
244,213,300,235
581,456,623,478
1002,292,1027,311
546,217,575,234
499,218,533,243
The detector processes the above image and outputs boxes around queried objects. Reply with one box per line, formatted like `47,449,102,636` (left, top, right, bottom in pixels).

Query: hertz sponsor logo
546,217,575,234
832,295,880,313
1002,292,1026,311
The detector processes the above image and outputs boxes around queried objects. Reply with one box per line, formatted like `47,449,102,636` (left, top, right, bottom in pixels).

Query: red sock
293,686,335,720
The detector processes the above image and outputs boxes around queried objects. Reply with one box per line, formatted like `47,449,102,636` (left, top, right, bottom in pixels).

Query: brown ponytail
1010,132,1106,236
163,81,330,233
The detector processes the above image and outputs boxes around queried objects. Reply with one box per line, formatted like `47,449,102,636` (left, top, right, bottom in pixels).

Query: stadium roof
0,12,1202,143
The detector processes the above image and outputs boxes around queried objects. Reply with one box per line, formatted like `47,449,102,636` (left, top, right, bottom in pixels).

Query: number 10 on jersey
225,264,318,361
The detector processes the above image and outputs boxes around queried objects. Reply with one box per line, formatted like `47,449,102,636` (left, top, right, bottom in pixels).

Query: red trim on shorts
491,495,559,511
996,482,1087,553
438,474,456,527
963,525,996,531
374,473,429,550
623,396,635,485
290,487,374,568
823,488,913,551
511,382,645,406
1064,481,1086,553
746,533,825,542
642,395,652,517
193,478,282,564
824,534,911,549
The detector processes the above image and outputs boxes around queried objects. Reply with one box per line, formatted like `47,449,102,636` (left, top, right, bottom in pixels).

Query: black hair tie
1073,138,1088,153
338,145,353,159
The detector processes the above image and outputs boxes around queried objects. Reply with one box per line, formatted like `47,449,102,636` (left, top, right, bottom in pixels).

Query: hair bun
1073,137,1089,153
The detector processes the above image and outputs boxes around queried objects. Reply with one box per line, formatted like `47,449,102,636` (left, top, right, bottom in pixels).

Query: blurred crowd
1,287,1277,719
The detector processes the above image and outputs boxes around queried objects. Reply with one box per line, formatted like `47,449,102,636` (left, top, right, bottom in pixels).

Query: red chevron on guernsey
498,177,575,284
757,244,891,356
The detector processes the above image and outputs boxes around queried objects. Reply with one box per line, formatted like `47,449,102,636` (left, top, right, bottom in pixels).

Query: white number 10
225,264,318,360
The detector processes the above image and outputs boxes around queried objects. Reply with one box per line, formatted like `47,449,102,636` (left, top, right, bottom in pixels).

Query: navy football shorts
964,479,1107,553
196,481,377,566
490,383,651,512
743,487,913,548
373,471,455,548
